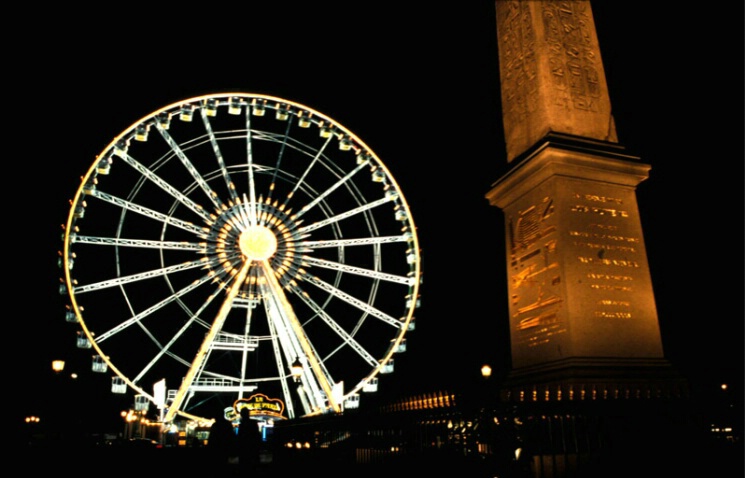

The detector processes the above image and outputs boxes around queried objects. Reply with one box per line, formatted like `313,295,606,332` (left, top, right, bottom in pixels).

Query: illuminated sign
234,393,286,420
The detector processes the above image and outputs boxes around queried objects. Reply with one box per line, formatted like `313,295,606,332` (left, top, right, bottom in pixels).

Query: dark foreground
17,439,743,478
17,445,501,478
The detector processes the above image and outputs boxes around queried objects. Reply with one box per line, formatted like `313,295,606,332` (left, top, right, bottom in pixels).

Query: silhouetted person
206,416,239,473
237,407,261,473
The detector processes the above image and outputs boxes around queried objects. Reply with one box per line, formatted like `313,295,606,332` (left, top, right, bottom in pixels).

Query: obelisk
486,0,685,401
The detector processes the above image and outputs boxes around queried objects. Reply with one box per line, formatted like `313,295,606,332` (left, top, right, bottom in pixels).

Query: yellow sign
234,393,286,419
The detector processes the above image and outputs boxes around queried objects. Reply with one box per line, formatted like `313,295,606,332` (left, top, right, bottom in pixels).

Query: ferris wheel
59,93,422,423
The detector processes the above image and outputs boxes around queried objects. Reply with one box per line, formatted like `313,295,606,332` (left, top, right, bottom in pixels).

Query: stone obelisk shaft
496,0,617,162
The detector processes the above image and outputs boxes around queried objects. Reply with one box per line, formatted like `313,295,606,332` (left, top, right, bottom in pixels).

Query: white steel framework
60,93,422,424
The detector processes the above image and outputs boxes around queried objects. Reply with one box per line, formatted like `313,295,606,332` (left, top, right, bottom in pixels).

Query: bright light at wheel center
239,226,277,261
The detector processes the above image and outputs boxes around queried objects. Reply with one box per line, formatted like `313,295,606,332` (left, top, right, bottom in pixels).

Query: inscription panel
503,175,664,367
506,192,566,353
566,190,643,321
560,178,663,358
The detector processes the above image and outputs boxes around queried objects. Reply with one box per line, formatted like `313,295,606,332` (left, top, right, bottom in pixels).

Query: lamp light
481,364,492,379
52,360,65,373
291,358,303,382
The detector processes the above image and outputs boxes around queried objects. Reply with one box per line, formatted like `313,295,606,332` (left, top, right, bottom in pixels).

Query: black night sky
11,2,743,436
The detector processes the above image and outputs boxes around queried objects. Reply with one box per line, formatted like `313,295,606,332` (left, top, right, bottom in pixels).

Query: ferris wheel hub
239,225,277,261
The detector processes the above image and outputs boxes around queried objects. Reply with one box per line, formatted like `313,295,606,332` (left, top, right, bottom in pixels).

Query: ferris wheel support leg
259,260,341,413
164,262,251,424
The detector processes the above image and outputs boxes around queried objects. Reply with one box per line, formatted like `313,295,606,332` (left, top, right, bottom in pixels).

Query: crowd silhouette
207,407,262,474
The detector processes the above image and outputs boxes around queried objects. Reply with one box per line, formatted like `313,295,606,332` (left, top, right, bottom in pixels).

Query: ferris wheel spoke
87,189,204,236
155,123,225,212
132,292,222,385
304,275,404,329
96,273,215,342
265,114,294,205
164,261,251,423
114,151,213,223
295,161,369,219
72,259,208,294
298,196,391,234
303,255,415,286
71,235,204,252
239,193,255,230
234,305,257,401
299,235,410,250
292,289,379,368
199,106,239,203
243,107,260,226
283,134,334,209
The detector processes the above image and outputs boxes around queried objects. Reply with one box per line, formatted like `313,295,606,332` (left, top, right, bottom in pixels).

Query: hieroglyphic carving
509,196,555,256
495,0,618,162
508,196,564,346
496,1,538,126
542,0,600,112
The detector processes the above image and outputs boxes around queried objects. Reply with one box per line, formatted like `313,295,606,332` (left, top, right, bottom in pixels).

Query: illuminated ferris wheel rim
61,92,422,423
